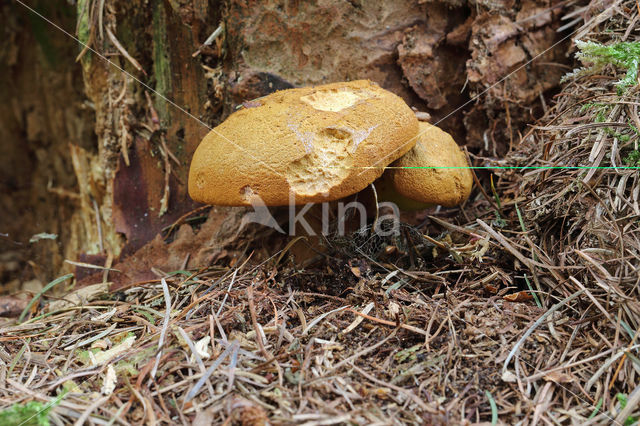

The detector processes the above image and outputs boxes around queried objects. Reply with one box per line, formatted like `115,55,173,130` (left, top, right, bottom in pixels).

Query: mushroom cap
386,122,473,207
374,174,432,211
188,80,419,206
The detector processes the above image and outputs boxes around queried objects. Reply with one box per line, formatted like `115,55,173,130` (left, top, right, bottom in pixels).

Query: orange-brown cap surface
188,80,419,206
385,122,473,207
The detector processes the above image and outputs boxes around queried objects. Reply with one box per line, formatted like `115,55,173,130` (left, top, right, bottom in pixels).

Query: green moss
152,2,172,127
76,347,101,365
115,361,140,376
0,401,53,426
566,41,640,93
580,102,608,114
0,389,70,425
394,344,422,363
20,0,79,67
624,150,640,167
603,126,631,141
76,0,91,67
581,103,636,142
133,307,156,324
615,393,639,426
580,102,611,125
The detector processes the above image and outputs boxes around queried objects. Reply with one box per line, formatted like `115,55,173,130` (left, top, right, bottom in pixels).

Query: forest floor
2,1,640,425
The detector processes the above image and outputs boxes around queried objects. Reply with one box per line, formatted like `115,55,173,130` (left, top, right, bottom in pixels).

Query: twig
158,135,171,217
248,285,283,386
303,305,350,335
105,27,147,75
329,328,398,372
92,197,104,252
216,268,238,317
345,307,429,336
64,259,119,272
192,24,223,57
477,219,566,280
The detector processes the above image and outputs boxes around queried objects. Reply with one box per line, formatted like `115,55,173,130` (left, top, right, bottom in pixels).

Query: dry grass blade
18,273,74,323
186,341,238,402
151,277,172,378
502,289,586,377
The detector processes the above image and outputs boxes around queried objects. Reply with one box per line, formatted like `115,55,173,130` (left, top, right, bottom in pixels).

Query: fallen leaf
484,284,499,293
93,334,136,365
101,364,117,395
504,291,533,302
190,335,211,363
502,370,517,382
388,301,400,316
543,370,574,383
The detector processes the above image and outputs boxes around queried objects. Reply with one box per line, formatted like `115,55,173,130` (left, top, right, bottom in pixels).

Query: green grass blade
485,390,498,426
18,273,74,323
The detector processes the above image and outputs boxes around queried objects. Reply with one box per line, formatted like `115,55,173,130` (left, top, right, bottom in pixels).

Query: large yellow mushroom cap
385,122,473,208
188,80,419,206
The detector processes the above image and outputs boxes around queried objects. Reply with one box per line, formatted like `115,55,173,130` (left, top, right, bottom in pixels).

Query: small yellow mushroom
378,122,473,210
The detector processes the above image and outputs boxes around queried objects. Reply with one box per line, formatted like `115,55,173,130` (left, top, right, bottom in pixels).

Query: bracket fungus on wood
188,80,419,206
